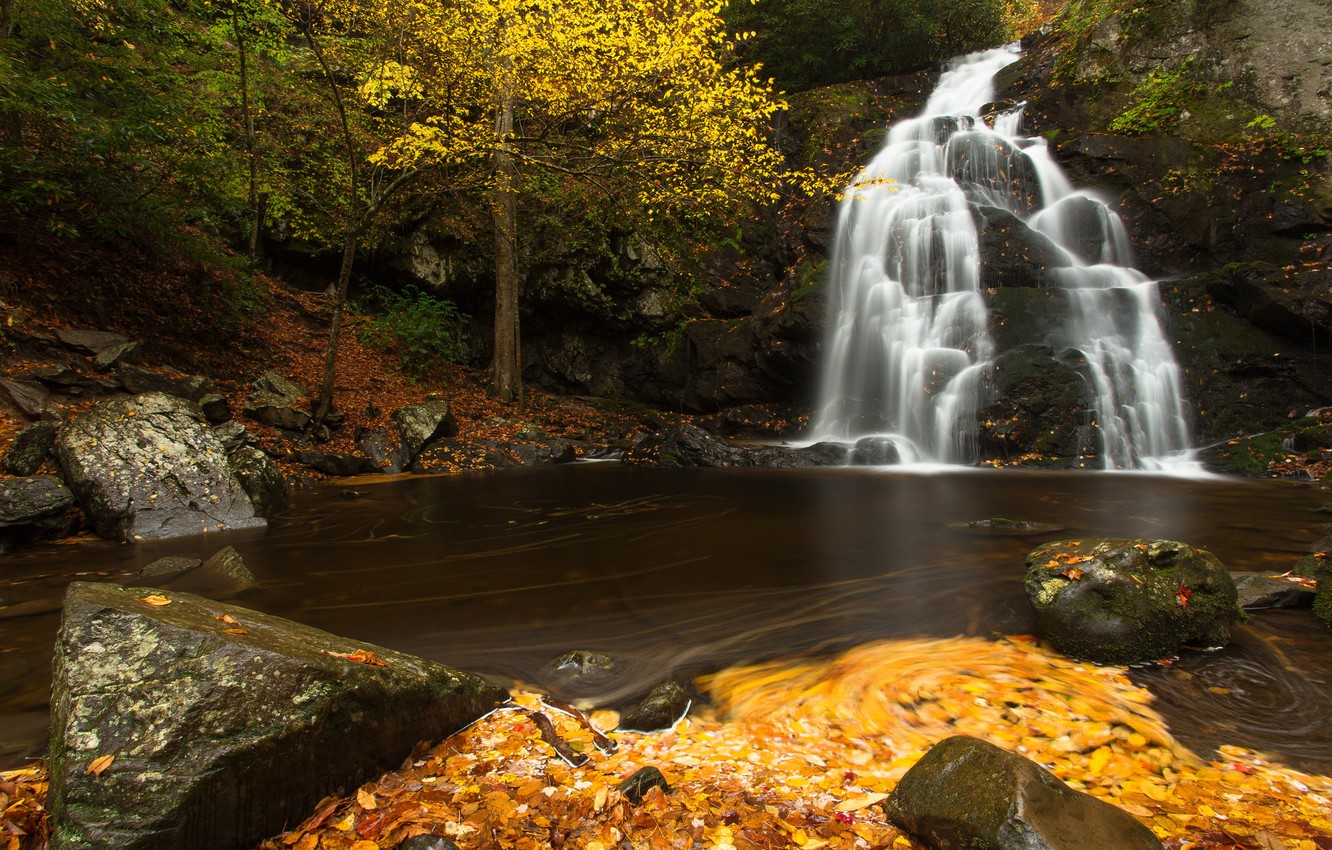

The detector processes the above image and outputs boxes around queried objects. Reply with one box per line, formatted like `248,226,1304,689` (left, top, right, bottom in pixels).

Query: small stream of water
2,465,1329,774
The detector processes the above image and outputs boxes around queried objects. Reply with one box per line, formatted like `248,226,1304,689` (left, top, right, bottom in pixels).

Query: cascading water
810,45,1195,471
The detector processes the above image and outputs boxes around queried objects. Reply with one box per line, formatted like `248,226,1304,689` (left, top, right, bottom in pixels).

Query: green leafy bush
357,286,469,378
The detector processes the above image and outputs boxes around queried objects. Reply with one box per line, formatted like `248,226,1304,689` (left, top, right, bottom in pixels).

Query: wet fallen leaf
224,628,248,635
86,755,114,777
216,613,241,625
321,649,388,667
356,787,377,811
139,595,171,606
835,792,888,812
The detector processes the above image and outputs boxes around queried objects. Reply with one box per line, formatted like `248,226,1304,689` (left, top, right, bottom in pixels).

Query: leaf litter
4,635,1329,850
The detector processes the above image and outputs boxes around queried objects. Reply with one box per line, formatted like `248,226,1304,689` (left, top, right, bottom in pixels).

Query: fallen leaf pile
4,636,1329,849
257,636,1331,850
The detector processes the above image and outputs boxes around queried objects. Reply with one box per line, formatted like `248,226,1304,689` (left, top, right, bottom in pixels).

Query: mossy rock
1025,538,1241,664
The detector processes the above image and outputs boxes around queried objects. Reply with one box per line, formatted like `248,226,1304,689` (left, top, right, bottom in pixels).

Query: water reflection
1,465,1328,770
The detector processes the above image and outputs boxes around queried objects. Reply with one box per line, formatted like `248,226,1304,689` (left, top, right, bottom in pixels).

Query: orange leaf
216,613,241,625
86,755,114,777
139,595,171,606
322,649,389,667
224,628,248,635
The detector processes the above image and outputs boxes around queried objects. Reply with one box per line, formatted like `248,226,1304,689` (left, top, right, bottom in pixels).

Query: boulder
0,476,78,552
616,766,672,805
356,427,396,470
0,378,50,418
623,423,846,468
91,342,141,372
156,545,256,598
974,204,1072,288
211,421,259,455
885,735,1162,850
114,363,215,403
541,650,621,698
507,438,577,466
289,450,378,477
412,440,524,473
55,328,132,355
618,682,690,733
1024,538,1241,664
389,400,458,471
1231,571,1317,609
197,393,231,424
54,392,266,542
979,344,1098,464
48,582,508,850
135,556,203,581
227,446,289,518
244,371,311,432
3,420,59,475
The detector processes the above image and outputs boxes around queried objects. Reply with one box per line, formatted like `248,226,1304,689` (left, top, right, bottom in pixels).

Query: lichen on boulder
47,582,509,850
1024,538,1241,664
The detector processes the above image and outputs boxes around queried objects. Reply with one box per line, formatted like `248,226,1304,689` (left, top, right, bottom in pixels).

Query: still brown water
2,464,1329,772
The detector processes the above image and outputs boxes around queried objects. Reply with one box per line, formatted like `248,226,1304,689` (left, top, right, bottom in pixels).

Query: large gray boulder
1025,538,1241,664
243,371,311,432
48,582,509,850
227,446,289,518
54,392,266,542
886,735,1162,850
389,400,457,471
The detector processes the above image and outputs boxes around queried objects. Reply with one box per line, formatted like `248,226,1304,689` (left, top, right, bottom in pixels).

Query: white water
810,46,1196,471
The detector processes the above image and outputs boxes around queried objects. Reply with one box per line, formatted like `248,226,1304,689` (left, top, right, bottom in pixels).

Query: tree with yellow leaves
354,0,795,401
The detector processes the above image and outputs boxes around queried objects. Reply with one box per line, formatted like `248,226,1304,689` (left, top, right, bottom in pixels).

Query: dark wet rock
617,766,672,805
395,837,460,850
618,682,690,733
31,363,96,388
244,391,311,432
91,341,142,372
115,363,216,403
0,476,78,553
848,436,901,465
509,438,577,466
289,450,378,477
357,428,396,470
946,132,1042,215
885,735,1163,850
1231,571,1317,610
211,421,260,455
48,582,508,850
3,420,58,475
54,392,265,542
136,556,202,581
1025,538,1241,664
159,545,256,599
55,328,131,355
624,423,845,468
0,379,50,418
389,400,458,471
542,650,620,697
228,446,290,518
974,204,1071,288
980,344,1097,464
412,440,524,473
963,517,1063,532
197,393,231,424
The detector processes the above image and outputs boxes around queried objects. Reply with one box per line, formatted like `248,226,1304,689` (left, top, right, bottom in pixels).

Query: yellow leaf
356,787,377,810
139,595,171,606
835,792,888,812
86,754,115,776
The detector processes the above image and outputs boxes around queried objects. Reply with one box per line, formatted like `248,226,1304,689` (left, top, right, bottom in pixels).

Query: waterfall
810,46,1195,471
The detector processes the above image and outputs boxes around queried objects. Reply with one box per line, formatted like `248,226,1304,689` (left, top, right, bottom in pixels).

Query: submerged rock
54,392,265,542
1231,571,1317,610
885,735,1162,850
624,423,845,468
1024,538,1241,664
48,582,508,850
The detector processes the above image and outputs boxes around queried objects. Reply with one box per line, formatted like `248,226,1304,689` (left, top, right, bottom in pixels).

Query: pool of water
2,464,1329,771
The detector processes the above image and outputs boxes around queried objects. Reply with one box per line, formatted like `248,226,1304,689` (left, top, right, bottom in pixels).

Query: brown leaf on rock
85,755,114,777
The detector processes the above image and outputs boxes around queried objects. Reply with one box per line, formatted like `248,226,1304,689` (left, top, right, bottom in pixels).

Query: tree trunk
490,83,522,403
313,231,358,428
231,0,262,260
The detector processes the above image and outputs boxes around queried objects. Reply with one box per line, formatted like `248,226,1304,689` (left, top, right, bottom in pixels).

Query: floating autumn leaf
85,755,114,777
139,595,171,606
321,649,388,667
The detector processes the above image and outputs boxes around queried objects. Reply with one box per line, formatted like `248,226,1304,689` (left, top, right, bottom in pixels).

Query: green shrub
357,286,469,378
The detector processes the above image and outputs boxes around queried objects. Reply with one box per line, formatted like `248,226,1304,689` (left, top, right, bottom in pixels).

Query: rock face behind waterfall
55,393,266,541
992,0,1332,456
48,582,508,850
1024,538,1241,664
